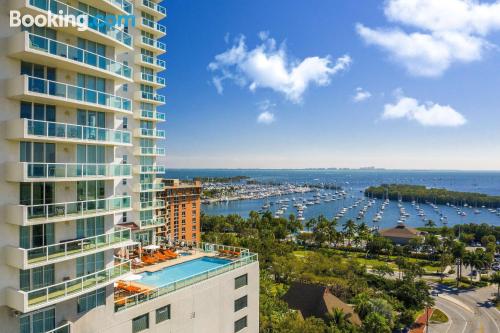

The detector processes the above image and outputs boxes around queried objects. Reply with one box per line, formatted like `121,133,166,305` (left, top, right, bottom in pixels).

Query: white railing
22,163,132,179
137,165,166,173
25,75,132,112
141,17,166,34
140,200,165,209
25,119,131,144
106,0,133,13
26,196,132,221
27,33,132,79
24,260,131,308
140,36,167,51
139,183,164,191
139,110,166,121
23,228,132,265
139,54,166,69
138,147,165,155
45,322,71,333
140,72,166,85
137,128,166,138
140,217,165,228
141,0,166,16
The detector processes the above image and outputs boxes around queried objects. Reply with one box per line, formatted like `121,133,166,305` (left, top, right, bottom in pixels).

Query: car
431,290,439,296
471,270,478,277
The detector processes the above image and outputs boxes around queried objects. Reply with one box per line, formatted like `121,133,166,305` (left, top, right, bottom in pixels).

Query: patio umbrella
123,274,142,282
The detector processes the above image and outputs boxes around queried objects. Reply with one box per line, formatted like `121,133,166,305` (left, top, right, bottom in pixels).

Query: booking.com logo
10,10,135,32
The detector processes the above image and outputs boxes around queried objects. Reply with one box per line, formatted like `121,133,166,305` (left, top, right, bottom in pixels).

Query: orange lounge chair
142,256,157,265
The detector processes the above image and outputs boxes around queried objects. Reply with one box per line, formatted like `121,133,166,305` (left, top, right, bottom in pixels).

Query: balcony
8,75,132,114
6,162,132,182
114,246,257,312
86,0,133,15
5,228,133,270
139,217,165,229
133,182,165,192
133,90,166,105
46,322,71,333
6,196,132,226
134,128,166,139
134,110,166,122
136,0,167,18
139,17,167,36
133,199,165,210
134,147,166,156
8,32,132,82
133,165,166,174
136,36,167,54
6,118,132,146
134,72,166,88
18,0,133,50
6,260,131,313
134,53,166,71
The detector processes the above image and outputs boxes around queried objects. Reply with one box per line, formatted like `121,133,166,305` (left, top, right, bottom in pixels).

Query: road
429,283,500,333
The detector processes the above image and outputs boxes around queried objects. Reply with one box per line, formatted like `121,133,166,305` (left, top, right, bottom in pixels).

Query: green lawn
430,308,448,324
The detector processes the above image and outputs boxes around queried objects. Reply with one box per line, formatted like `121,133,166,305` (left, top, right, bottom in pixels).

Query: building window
77,287,106,313
123,84,128,92
122,212,127,223
19,308,55,333
235,274,248,289
156,305,171,324
122,179,127,186
132,313,149,333
123,117,128,129
234,295,248,312
234,316,247,333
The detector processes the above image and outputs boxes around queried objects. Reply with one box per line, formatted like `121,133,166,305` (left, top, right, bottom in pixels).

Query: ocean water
164,169,500,228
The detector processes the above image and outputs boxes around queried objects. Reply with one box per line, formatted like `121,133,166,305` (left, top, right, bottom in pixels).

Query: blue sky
157,0,500,170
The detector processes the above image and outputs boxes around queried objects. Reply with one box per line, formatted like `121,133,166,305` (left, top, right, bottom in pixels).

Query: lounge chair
142,256,157,265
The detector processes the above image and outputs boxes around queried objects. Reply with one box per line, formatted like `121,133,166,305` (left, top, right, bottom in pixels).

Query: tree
343,220,357,246
425,220,436,228
395,257,407,280
452,242,466,286
373,264,394,278
491,272,500,301
362,312,391,333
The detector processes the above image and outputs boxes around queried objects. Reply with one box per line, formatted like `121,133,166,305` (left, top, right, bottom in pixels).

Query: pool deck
133,250,220,274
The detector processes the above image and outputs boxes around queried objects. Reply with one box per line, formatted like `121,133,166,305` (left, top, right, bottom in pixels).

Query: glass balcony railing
141,17,166,34
140,72,165,85
26,75,132,112
138,128,166,138
139,110,166,121
140,36,166,51
139,183,164,191
25,228,131,265
140,200,165,209
107,0,133,13
139,165,165,174
25,119,131,145
25,260,130,308
24,163,132,179
115,252,257,312
142,0,166,16
140,217,165,228
138,91,165,103
139,54,166,69
26,196,131,221
28,33,132,79
138,147,165,155
29,0,132,47
46,322,71,333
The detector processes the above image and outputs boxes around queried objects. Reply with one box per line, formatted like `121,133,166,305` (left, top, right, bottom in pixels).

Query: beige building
0,1,258,332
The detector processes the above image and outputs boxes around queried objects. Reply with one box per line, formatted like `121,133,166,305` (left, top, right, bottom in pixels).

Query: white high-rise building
0,1,259,332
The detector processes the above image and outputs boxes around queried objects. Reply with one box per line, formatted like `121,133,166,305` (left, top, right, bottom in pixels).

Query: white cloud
357,0,500,76
208,33,351,103
353,87,372,102
383,94,466,127
257,111,276,124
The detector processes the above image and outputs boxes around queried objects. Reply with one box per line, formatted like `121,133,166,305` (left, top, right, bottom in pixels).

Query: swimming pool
139,257,231,287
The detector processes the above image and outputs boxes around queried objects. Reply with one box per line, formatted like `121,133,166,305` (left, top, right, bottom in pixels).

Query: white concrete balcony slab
133,90,166,105
139,217,165,229
133,199,165,210
5,118,132,146
6,260,131,313
5,227,134,269
134,53,166,71
86,0,133,15
138,17,167,37
8,75,132,114
8,32,132,82
133,165,166,174
6,162,132,182
136,0,167,19
133,182,165,192
135,35,167,54
13,0,133,50
133,146,166,156
134,71,166,88
6,196,132,226
133,128,166,139
134,109,166,122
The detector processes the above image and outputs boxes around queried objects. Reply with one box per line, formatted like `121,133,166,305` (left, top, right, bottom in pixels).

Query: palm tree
343,219,357,246
424,219,436,228
326,307,350,328
452,242,465,286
